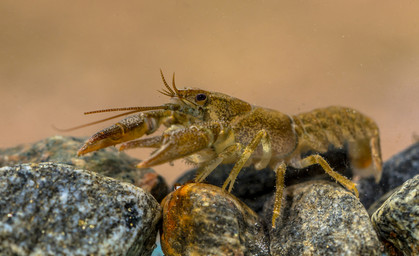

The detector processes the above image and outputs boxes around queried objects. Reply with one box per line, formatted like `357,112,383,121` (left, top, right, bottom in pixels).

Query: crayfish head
159,70,253,123
174,88,253,123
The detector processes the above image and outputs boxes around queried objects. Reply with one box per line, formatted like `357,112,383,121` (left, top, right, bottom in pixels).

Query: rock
175,164,276,214
264,180,382,256
0,135,169,202
358,142,419,209
160,183,270,256
367,186,401,216
371,175,419,255
0,163,161,256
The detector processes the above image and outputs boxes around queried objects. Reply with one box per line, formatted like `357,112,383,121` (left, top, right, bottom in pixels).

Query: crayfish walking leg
270,154,359,228
222,129,271,192
298,154,359,197
194,143,241,183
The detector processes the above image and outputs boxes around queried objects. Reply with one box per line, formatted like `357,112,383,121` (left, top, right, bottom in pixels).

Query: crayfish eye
195,93,207,105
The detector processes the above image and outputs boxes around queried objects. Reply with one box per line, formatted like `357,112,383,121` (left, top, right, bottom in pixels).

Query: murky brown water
2,1,419,184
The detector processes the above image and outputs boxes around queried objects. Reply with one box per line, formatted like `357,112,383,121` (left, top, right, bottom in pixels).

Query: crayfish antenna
52,109,142,132
172,72,180,95
84,106,167,115
160,69,175,96
53,106,168,132
159,69,181,99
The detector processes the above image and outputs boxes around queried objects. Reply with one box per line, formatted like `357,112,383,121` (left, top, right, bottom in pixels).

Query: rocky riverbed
1,136,418,255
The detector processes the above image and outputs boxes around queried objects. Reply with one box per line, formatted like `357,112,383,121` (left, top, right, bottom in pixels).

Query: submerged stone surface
264,180,381,256
0,135,168,202
371,175,419,255
0,163,161,256
160,183,269,256
175,164,276,214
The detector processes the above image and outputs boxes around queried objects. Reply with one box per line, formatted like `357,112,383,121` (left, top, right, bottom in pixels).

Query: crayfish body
78,71,382,227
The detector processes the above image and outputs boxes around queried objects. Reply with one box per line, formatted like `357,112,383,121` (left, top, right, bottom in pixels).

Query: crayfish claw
136,126,213,168
119,136,163,151
136,142,175,168
78,111,166,156
77,124,125,156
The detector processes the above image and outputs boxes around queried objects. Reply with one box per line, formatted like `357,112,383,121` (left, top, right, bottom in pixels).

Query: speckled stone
358,142,419,209
264,180,381,256
175,164,276,214
0,163,161,256
367,186,401,216
160,183,270,256
371,175,419,255
0,135,168,202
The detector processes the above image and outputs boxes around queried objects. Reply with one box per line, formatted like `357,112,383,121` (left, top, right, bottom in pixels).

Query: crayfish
77,71,383,227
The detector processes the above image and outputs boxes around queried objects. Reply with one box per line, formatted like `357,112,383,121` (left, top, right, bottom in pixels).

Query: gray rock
367,186,401,216
160,183,270,256
0,135,169,202
0,163,161,256
371,175,419,255
265,180,382,256
358,142,419,209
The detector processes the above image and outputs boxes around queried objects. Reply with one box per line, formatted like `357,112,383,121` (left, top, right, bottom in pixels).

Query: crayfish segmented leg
270,154,360,228
194,143,241,183
272,162,287,228
222,129,271,192
299,154,359,197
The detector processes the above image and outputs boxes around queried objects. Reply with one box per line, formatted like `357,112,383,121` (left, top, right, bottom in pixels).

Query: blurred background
1,1,418,185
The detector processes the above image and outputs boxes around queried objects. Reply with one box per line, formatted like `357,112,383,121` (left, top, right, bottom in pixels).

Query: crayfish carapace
77,71,382,227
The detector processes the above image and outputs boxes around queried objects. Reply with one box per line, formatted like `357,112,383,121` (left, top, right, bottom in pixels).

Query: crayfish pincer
77,70,383,227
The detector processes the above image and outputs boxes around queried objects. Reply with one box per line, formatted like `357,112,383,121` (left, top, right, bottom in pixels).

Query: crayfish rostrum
77,71,382,227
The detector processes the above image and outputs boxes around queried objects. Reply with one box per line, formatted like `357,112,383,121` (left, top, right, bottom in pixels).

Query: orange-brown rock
160,183,269,256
